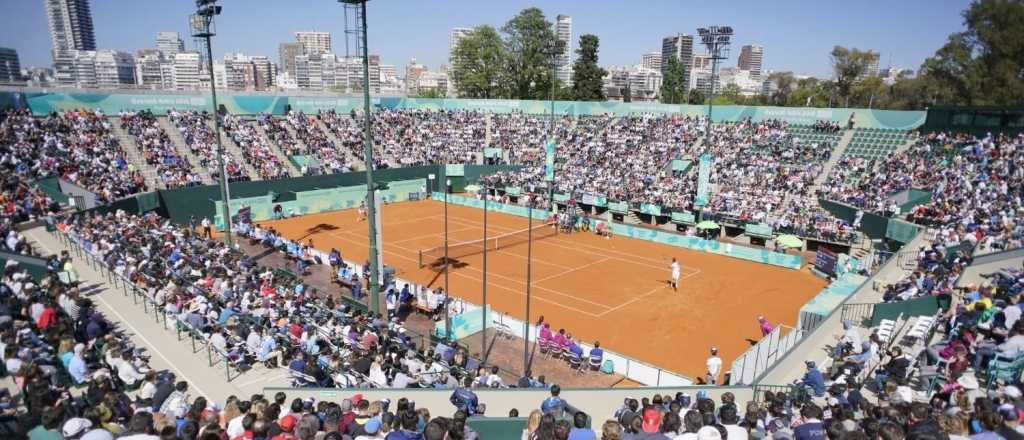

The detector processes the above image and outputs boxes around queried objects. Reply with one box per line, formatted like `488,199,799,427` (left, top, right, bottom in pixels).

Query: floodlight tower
339,0,381,315
697,26,733,147
190,0,233,247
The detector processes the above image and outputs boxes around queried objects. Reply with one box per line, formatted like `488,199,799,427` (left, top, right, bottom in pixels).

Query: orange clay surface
260,199,827,379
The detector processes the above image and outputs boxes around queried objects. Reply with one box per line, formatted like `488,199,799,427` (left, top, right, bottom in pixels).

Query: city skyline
0,0,969,79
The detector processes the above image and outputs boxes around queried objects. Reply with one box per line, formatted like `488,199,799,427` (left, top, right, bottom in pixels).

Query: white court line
324,230,607,316
595,284,666,318
532,257,612,284
387,225,480,245
28,230,212,400
442,215,702,276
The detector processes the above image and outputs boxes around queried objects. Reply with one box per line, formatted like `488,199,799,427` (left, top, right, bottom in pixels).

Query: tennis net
417,221,558,267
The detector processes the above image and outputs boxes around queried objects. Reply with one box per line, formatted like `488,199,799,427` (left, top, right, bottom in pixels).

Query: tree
450,25,508,99
501,7,560,100
712,83,742,105
830,46,879,107
687,88,705,105
622,84,632,102
766,71,796,106
416,87,447,98
659,57,687,104
570,34,606,101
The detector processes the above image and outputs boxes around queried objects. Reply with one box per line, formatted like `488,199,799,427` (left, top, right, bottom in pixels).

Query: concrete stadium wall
2,87,926,130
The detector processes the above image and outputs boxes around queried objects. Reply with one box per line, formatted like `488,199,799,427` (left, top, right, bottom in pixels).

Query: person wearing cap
640,406,669,438
273,414,298,440
796,361,826,397
757,315,774,337
705,347,722,385
62,418,93,439
354,417,383,440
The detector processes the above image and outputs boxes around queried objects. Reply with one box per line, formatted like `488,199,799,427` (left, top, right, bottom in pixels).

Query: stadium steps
314,118,366,171
108,117,160,190
21,226,287,400
255,123,303,176
624,211,643,225
813,129,856,187
158,117,215,185
219,131,262,181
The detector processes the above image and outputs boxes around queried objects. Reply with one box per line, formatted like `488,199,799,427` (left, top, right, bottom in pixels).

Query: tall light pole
697,26,733,149
444,178,451,340
543,40,565,211
190,0,232,247
340,0,380,314
481,185,488,360
524,192,534,375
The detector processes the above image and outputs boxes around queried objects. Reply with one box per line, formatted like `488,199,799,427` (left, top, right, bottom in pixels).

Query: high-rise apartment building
45,0,96,55
249,55,276,90
0,48,23,84
278,42,302,77
156,32,185,57
295,32,332,55
737,45,764,79
134,49,169,89
172,52,202,90
46,0,97,85
641,52,661,71
93,50,135,88
661,34,694,88
555,15,573,86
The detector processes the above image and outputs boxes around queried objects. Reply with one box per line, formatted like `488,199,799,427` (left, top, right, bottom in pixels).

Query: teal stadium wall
3,89,926,130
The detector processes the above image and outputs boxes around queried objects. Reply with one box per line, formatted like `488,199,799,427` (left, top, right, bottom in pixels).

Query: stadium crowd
168,110,251,183
119,110,204,189
1,109,145,203
222,115,292,180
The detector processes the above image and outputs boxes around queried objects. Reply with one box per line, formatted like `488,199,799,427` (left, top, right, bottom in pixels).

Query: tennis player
357,200,367,221
670,257,680,292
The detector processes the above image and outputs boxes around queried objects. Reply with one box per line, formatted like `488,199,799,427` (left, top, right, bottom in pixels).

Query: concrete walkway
23,226,293,401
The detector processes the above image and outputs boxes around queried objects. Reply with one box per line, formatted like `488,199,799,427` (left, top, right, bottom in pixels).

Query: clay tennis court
260,198,826,379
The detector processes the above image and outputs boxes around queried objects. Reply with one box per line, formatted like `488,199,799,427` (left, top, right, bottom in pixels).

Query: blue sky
0,0,971,77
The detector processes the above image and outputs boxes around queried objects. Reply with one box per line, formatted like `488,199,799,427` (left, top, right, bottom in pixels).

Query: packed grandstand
1,97,1023,440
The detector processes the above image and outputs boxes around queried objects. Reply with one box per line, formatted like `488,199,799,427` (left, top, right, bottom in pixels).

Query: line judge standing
669,257,680,292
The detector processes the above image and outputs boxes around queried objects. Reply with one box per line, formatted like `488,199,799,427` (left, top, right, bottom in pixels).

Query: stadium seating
842,127,915,160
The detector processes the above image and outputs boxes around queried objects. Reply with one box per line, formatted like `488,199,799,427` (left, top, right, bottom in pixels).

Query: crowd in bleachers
119,110,204,189
168,110,251,183
222,115,291,180
284,111,354,174
1,109,145,203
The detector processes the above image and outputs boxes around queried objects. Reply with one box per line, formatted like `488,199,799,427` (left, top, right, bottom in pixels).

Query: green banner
640,203,662,216
745,223,774,238
671,212,696,225
695,153,712,208
553,193,570,203
504,186,521,196
609,201,629,213
671,159,692,172
483,147,503,158
544,138,555,182
445,164,465,176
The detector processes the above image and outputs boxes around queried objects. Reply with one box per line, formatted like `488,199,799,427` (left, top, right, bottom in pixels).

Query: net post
418,250,423,268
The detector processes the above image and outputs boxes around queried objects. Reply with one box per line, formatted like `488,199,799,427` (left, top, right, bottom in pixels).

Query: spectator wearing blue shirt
799,361,826,397
568,412,596,440
259,333,283,367
588,342,604,370
793,404,826,440
68,343,88,385
541,385,565,415
217,303,238,325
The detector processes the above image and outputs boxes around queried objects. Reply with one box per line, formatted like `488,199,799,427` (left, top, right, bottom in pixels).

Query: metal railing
50,225,240,382
839,302,876,328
